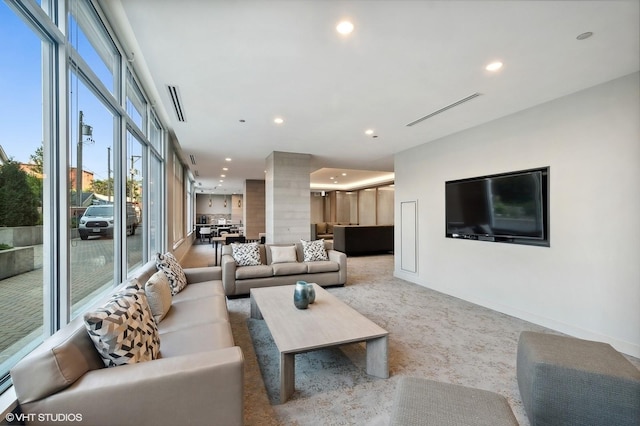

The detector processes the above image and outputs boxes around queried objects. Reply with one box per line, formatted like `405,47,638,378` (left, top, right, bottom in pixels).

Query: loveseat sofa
10,259,244,426
221,241,346,296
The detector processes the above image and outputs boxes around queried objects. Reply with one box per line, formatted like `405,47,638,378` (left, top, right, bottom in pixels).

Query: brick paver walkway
0,234,143,363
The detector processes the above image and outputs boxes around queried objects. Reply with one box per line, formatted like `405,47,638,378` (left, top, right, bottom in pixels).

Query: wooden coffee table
250,283,389,403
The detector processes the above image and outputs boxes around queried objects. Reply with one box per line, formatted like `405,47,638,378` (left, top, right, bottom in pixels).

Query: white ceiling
102,1,639,195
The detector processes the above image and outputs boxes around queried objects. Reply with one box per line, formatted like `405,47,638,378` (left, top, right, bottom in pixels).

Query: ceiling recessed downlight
485,61,503,72
274,117,284,124
225,158,232,162
365,129,374,135
336,21,354,35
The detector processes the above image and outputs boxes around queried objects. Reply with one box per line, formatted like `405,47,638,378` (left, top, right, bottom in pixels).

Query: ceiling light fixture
222,167,228,171
336,20,354,35
365,129,374,135
274,117,284,124
576,31,593,40
221,174,226,178
225,158,232,162
485,61,503,72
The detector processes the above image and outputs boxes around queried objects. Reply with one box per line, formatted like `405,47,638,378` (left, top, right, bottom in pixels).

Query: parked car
78,204,138,240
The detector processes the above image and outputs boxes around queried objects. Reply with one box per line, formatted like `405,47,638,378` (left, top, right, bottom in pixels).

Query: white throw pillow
84,281,160,368
232,242,261,266
145,270,172,323
301,239,329,262
270,245,297,264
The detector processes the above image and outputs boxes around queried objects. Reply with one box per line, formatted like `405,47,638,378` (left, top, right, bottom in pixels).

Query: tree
0,161,40,226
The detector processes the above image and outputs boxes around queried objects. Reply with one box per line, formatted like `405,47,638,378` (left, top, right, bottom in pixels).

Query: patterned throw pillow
84,282,160,368
231,242,261,266
145,270,172,323
155,252,187,295
301,239,329,262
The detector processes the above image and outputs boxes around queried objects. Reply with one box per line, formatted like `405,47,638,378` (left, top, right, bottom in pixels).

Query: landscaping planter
0,246,35,280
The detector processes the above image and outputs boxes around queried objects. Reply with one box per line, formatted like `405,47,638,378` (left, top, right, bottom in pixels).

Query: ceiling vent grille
189,154,196,165
406,93,481,127
167,85,186,122
194,170,199,177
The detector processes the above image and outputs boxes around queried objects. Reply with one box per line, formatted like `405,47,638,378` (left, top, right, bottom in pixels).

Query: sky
1,2,130,182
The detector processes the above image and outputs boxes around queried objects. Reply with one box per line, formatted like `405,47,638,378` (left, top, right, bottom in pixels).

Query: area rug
220,253,640,425
247,318,379,405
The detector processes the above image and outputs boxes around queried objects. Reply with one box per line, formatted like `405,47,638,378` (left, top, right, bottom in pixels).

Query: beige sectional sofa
221,241,347,296
10,260,244,426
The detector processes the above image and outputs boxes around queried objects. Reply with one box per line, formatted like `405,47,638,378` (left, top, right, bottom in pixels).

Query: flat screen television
445,167,549,246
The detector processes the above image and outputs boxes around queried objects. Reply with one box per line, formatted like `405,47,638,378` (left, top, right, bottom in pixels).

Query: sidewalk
0,234,143,361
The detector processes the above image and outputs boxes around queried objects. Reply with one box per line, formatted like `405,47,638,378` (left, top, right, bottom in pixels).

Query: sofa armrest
184,266,222,284
327,249,347,285
221,254,237,296
21,347,244,426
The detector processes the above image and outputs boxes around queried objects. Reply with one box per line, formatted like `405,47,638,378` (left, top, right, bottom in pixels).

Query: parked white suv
78,204,138,240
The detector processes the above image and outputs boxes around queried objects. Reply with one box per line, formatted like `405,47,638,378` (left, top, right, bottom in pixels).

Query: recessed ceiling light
219,180,224,183
365,129,374,135
225,158,232,162
274,117,284,124
576,31,593,40
222,167,228,171
485,61,503,72
341,173,347,176
221,174,226,178
336,20,354,35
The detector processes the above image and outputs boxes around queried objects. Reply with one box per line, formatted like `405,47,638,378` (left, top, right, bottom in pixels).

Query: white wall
394,72,640,357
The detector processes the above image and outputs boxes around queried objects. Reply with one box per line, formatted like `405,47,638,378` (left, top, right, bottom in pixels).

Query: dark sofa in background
333,225,394,256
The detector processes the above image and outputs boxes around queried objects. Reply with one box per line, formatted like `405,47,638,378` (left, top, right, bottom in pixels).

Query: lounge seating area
220,240,346,296
10,256,244,426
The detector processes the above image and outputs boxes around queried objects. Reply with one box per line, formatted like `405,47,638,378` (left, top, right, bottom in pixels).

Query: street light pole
76,111,93,207
76,111,84,207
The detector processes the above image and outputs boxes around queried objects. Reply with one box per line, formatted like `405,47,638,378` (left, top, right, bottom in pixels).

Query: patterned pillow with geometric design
84,281,160,368
155,252,187,295
231,242,261,266
301,239,329,262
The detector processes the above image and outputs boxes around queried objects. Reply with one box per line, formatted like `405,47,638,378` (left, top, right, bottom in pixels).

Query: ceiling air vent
167,85,186,122
189,154,197,165
193,170,200,177
406,92,481,127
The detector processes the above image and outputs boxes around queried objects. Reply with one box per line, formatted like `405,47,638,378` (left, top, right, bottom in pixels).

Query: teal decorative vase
294,281,309,309
306,283,316,304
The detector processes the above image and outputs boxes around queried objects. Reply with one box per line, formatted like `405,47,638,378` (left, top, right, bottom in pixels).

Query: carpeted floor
183,242,640,425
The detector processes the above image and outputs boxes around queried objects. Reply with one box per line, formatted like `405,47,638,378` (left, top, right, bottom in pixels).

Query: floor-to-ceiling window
0,1,48,392
0,0,172,396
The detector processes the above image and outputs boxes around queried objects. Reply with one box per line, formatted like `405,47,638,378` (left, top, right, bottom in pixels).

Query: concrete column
265,152,311,243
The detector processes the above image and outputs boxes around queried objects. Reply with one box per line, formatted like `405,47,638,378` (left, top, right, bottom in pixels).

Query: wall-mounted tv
445,167,549,246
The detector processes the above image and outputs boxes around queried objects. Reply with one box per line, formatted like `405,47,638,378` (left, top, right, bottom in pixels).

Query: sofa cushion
236,264,273,279
316,222,327,234
301,239,329,261
10,316,105,404
84,282,160,367
145,270,172,323
158,296,230,334
272,262,308,276
231,242,261,266
270,245,298,264
155,252,187,295
159,322,235,358
306,260,340,273
172,280,225,303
